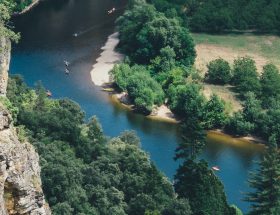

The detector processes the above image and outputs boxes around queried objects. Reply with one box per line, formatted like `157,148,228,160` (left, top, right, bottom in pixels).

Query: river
10,0,262,212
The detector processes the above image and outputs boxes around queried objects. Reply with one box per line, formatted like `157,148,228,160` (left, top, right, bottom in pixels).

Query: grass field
192,33,280,113
192,33,280,73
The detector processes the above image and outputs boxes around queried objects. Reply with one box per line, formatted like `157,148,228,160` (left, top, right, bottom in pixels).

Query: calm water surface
10,0,261,211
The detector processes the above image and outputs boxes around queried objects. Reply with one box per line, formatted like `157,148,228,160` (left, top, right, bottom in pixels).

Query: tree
232,57,260,96
0,1,20,42
119,130,140,147
87,116,104,143
117,2,196,66
150,46,176,74
241,92,263,135
174,159,234,215
203,94,227,129
110,63,133,91
260,63,280,108
206,58,232,84
258,106,280,143
126,70,164,113
168,83,205,119
52,202,74,215
224,112,254,136
161,198,192,215
111,64,164,113
175,117,206,160
245,135,280,215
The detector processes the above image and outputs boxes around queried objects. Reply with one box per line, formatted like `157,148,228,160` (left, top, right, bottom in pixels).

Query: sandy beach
110,92,179,123
90,32,124,86
90,32,178,123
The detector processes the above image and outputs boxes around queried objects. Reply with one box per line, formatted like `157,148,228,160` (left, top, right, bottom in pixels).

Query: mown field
193,33,280,113
193,33,280,73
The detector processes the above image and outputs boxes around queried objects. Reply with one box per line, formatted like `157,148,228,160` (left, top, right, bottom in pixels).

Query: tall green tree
175,117,206,160
232,57,260,97
260,63,280,108
202,94,227,129
174,159,235,215
168,83,205,119
245,135,280,215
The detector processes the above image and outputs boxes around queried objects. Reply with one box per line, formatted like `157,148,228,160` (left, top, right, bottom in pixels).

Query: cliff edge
0,36,51,214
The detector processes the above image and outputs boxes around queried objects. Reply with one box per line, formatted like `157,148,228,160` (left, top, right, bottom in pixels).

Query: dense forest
149,0,280,32
0,75,238,215
1,0,280,214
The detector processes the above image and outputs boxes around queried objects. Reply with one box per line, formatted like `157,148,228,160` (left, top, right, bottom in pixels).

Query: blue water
10,0,261,211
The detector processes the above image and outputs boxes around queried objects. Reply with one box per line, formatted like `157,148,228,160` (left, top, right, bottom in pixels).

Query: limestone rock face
0,105,51,214
0,36,10,96
0,35,51,214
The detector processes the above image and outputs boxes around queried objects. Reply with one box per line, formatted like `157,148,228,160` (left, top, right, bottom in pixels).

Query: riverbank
209,130,266,148
90,33,267,142
91,32,179,123
109,92,179,123
13,0,40,16
90,32,124,86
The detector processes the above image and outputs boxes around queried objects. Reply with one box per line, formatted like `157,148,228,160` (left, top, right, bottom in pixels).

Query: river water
10,0,262,212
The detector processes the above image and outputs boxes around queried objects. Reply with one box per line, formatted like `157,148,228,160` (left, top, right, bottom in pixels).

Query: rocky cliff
0,36,10,96
0,37,51,214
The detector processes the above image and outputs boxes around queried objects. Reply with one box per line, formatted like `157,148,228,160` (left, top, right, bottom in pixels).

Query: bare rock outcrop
0,35,51,214
0,105,51,214
0,36,10,96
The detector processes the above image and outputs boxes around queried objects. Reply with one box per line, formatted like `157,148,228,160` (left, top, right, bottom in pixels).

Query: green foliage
0,0,20,42
258,106,280,144
175,117,206,160
117,1,196,66
174,159,234,215
225,112,254,136
110,64,133,91
111,64,164,113
7,76,186,215
13,0,33,12
151,0,280,32
232,57,260,96
161,198,192,215
206,58,232,85
242,92,262,127
119,130,140,147
245,135,280,215
0,96,19,120
230,205,243,215
202,94,227,129
168,83,205,119
260,63,280,108
149,46,176,75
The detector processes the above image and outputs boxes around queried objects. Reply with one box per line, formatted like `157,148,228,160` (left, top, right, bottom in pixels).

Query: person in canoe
108,7,115,14
64,60,69,67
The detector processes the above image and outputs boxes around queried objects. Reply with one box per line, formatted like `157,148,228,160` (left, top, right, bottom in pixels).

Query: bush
232,57,260,96
224,112,254,136
206,58,231,84
168,83,205,119
260,63,280,108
